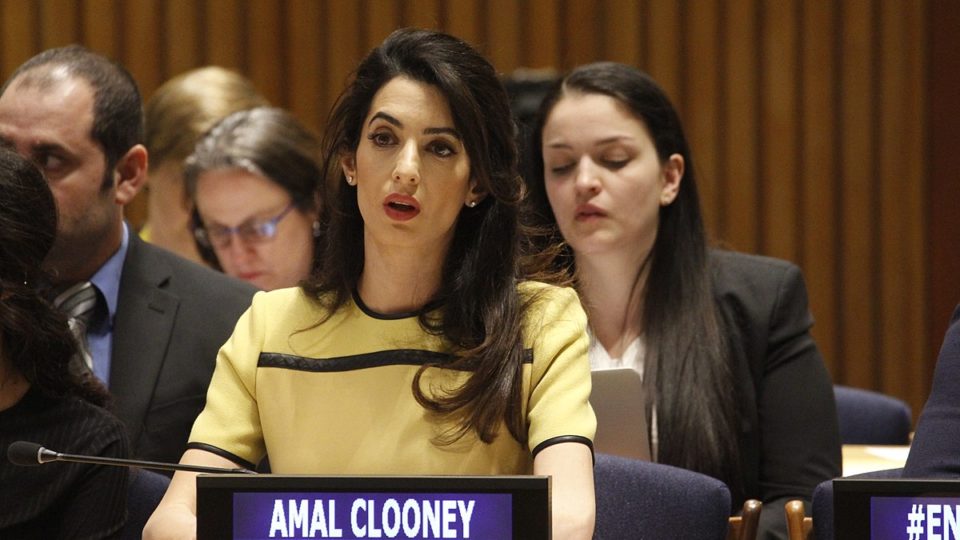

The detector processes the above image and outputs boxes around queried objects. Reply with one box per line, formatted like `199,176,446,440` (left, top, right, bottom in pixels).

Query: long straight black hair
528,62,742,496
305,28,540,446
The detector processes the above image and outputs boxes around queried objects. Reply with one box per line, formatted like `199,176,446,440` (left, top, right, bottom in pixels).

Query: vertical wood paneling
163,0,201,75
800,0,839,372
1,1,38,77
363,0,401,54
645,0,682,106
524,0,559,68
205,0,245,69
123,0,162,97
285,0,324,132
40,0,79,50
877,0,928,402
759,0,800,263
247,0,284,105
838,0,877,387
562,0,597,68
684,0,721,237
601,0,642,66
82,0,120,58
0,0,940,418
484,0,521,73
444,0,481,47
323,1,362,114
404,0,441,29
722,0,760,254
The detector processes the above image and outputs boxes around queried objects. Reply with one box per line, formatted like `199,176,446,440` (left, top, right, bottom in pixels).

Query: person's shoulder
518,280,586,327
709,249,803,297
129,238,256,298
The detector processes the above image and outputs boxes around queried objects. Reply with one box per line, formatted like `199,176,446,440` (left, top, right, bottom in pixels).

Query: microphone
7,441,257,475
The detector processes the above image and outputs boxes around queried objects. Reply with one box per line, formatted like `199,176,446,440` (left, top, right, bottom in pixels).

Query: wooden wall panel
685,0,721,237
0,0,946,419
40,0,79,50
721,0,760,254
800,0,839,372
838,0,878,388
205,0,246,70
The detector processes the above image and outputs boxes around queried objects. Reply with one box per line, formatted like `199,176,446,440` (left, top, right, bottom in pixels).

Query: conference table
841,444,910,476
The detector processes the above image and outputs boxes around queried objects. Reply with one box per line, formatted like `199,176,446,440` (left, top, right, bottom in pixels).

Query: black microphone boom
7,441,256,475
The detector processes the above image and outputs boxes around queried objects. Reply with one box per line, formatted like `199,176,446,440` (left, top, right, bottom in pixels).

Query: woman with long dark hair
0,146,129,538
528,62,841,539
146,29,595,539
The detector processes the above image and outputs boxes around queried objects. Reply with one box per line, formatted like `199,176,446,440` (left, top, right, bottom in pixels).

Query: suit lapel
110,234,180,449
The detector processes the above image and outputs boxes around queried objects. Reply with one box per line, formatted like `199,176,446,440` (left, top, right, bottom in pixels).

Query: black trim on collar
351,287,443,320
185,442,257,471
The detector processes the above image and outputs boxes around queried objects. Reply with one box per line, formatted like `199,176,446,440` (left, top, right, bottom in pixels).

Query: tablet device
590,367,651,461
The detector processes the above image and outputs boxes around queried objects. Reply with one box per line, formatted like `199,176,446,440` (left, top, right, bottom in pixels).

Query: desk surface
842,444,910,476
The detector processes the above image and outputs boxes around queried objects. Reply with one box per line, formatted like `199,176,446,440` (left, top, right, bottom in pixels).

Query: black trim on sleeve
531,435,594,459
185,442,258,471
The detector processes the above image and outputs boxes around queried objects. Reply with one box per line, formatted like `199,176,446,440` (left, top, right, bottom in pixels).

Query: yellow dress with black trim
187,282,595,474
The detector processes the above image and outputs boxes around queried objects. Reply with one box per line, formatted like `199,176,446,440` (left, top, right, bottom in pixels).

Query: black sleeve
754,264,842,540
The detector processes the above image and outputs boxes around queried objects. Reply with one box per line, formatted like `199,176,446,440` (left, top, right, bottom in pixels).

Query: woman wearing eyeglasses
184,107,321,291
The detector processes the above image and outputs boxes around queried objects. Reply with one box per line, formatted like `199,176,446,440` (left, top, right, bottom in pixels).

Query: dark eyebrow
369,111,460,140
424,127,461,140
369,111,401,128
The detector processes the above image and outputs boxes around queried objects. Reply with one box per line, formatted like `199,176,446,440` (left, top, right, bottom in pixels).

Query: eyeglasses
194,203,296,249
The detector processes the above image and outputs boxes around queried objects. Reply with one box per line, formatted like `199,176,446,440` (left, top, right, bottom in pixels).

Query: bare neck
358,234,446,315
575,249,651,359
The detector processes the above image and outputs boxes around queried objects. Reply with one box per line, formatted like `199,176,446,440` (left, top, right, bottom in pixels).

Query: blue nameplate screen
196,475,549,540
871,497,960,540
233,492,512,539
834,478,960,540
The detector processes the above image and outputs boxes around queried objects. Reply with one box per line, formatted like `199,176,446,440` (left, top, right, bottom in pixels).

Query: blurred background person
0,147,128,538
142,66,268,265
528,62,841,539
183,106,321,291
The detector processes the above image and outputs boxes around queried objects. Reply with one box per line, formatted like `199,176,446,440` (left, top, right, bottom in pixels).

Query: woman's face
541,92,682,259
194,168,316,291
342,76,477,261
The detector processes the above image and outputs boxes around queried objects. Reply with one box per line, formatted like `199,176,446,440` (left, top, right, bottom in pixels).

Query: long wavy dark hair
305,28,539,445
0,147,111,407
527,62,742,496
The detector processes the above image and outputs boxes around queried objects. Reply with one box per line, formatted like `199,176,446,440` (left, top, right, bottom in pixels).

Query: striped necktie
52,281,99,371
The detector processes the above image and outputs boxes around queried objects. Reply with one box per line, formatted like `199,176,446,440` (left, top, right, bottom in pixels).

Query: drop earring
312,220,321,237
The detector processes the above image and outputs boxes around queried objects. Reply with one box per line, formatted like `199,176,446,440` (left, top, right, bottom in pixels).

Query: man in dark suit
0,46,256,465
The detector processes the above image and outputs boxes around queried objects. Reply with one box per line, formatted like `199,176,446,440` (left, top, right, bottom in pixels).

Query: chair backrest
594,453,731,540
834,385,912,444
119,467,171,540
727,499,762,540
810,467,902,540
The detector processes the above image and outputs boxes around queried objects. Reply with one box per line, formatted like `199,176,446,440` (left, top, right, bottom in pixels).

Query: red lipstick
383,193,421,221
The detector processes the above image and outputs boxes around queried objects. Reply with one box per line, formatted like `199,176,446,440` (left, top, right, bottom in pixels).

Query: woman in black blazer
527,62,841,539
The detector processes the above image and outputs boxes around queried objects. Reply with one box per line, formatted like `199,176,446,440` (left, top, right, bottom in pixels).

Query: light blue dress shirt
87,223,130,386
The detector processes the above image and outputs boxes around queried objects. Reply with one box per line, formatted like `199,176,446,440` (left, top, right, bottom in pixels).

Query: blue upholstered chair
119,467,171,540
808,467,903,540
834,385,912,445
594,453,732,540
